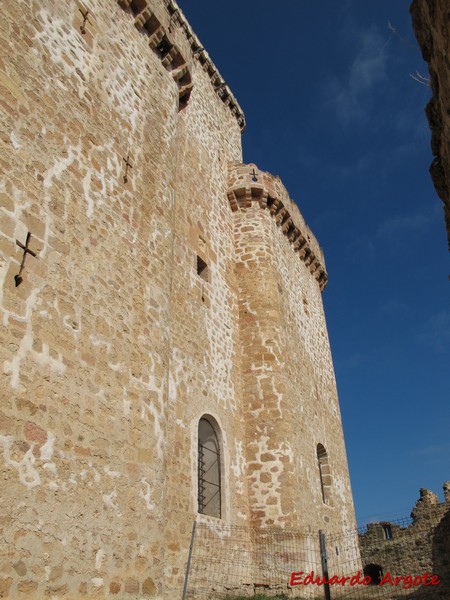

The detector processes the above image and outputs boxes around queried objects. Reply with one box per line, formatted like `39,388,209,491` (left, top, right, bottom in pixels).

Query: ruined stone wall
0,0,357,598
410,0,450,250
359,483,450,597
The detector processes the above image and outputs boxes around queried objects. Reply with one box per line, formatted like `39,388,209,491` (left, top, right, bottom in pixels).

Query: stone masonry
0,0,357,597
410,0,450,250
359,482,450,599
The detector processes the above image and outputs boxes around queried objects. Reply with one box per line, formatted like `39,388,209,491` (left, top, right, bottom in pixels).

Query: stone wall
0,0,357,597
359,482,450,598
410,0,450,250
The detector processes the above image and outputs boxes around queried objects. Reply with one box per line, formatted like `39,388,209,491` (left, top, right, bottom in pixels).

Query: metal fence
184,522,323,599
183,509,449,600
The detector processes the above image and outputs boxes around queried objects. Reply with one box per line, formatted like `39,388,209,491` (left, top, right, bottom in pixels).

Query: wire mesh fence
185,522,323,599
184,506,449,600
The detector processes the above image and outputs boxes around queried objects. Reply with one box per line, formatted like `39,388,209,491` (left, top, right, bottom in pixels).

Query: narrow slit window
317,443,332,505
197,255,209,282
382,524,393,540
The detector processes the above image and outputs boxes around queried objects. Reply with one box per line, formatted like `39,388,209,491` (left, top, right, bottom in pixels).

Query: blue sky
179,1,450,525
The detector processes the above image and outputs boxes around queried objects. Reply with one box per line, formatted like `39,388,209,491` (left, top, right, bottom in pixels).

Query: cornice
117,0,245,130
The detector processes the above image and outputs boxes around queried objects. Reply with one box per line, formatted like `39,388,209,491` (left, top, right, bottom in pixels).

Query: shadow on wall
427,509,450,599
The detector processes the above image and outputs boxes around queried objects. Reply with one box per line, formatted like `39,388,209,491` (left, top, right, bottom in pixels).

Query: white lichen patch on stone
248,436,294,527
40,432,56,461
134,352,166,459
140,477,155,511
3,286,66,389
43,139,125,221
104,466,121,478
33,7,153,140
89,334,111,351
333,474,353,528
122,389,132,416
43,141,81,189
0,435,41,489
44,463,57,476
34,9,95,99
203,247,237,413
10,131,21,150
168,347,187,404
95,387,106,403
63,313,81,333
108,360,123,372
140,397,164,458
18,448,42,488
83,462,102,488
95,548,106,570
35,343,66,375
273,222,336,386
230,440,246,495
102,489,121,516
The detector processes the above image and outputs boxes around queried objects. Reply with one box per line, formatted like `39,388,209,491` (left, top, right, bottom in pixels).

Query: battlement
228,163,328,290
117,0,246,129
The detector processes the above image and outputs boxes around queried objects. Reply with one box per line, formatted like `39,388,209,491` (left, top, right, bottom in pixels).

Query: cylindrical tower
229,163,356,538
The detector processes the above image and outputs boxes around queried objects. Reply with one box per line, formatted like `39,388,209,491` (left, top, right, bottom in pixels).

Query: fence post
181,520,197,600
319,530,331,600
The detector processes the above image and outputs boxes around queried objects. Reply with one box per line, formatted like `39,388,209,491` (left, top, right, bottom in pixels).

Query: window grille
198,418,221,518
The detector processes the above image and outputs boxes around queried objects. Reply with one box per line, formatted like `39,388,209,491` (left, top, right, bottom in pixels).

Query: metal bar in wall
319,529,331,600
181,520,197,600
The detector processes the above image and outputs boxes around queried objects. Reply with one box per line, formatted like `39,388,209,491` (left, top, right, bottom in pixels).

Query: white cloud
345,234,376,261
329,152,374,178
380,298,409,315
377,211,435,238
418,311,450,353
329,26,389,126
335,352,367,370
413,442,450,458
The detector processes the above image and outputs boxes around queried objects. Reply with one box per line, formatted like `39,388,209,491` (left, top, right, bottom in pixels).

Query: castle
0,1,357,597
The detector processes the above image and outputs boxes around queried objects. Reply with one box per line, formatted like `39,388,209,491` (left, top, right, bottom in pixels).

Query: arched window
198,417,222,518
317,443,332,505
363,564,383,585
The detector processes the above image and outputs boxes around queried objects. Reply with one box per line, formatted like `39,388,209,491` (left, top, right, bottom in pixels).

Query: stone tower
0,0,357,597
